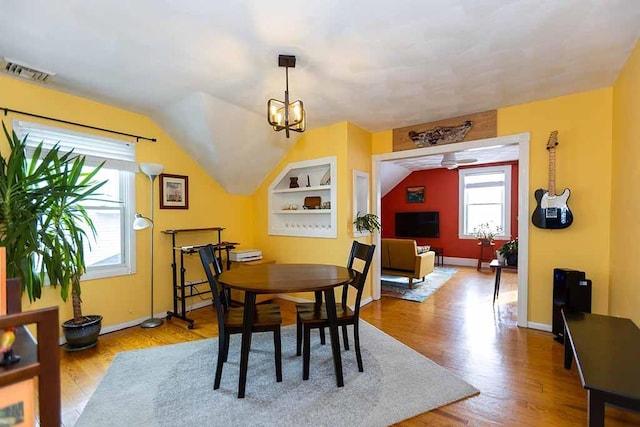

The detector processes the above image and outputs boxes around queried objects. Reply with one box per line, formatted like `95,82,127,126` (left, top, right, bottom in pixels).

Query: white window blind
12,118,137,280
12,119,138,172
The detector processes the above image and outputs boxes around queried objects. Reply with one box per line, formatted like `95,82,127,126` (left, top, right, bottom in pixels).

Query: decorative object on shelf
267,54,305,138
322,201,331,209
353,212,381,234
0,327,19,365
532,130,573,229
159,173,188,209
306,175,310,187
134,162,164,329
408,120,473,147
473,222,502,244
320,169,331,186
303,196,321,209
289,176,299,188
406,186,425,203
498,238,518,266
0,122,107,351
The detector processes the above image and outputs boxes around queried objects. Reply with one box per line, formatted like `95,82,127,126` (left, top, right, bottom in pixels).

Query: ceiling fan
441,152,477,169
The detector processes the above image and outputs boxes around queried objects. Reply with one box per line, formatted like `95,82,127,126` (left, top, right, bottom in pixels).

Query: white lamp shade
139,162,164,178
133,214,152,230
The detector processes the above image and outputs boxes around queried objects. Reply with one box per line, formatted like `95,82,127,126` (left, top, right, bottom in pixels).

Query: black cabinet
552,268,591,342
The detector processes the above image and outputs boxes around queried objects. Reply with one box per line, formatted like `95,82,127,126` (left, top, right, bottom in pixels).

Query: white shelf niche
268,156,337,238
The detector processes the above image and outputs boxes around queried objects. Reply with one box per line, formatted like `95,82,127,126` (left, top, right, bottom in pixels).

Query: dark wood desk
562,311,640,426
218,263,356,398
489,259,517,303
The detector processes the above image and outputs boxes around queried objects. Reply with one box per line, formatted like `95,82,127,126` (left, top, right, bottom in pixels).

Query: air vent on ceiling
1,57,55,83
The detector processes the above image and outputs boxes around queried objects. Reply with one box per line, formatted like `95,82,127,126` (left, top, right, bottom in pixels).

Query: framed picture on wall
406,186,425,203
159,174,189,209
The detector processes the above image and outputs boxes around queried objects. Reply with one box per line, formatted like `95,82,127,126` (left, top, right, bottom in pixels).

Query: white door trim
371,132,530,328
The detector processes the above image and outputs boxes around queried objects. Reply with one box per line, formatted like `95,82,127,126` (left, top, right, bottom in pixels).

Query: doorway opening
371,133,530,327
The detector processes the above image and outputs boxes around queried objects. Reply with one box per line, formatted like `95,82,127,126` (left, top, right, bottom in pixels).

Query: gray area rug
76,321,478,427
381,266,458,302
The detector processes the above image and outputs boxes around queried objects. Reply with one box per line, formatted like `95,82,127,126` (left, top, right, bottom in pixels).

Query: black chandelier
267,54,305,138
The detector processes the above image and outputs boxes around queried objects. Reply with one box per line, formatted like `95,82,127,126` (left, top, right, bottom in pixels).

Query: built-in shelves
272,185,330,193
268,156,337,238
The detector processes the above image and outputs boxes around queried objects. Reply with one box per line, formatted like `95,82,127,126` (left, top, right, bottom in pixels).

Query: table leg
323,288,344,387
238,291,256,398
564,323,573,369
493,267,502,303
587,390,605,427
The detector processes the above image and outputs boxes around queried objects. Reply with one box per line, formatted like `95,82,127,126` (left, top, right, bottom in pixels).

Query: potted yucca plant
0,122,106,350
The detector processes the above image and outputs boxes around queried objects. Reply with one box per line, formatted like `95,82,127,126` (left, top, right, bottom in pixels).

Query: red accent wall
381,161,519,259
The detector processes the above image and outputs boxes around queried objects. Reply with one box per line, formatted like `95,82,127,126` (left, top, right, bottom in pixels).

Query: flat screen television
395,211,440,238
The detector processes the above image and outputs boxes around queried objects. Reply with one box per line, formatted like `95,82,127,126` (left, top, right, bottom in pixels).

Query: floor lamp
133,162,164,328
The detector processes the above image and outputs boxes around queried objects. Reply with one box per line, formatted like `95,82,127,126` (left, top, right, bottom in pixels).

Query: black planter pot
62,315,103,351
506,253,518,266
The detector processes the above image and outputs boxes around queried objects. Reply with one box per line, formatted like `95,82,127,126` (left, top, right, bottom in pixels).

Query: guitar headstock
546,130,559,150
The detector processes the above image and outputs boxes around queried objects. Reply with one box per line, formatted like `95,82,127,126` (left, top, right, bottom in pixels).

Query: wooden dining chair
199,244,283,390
295,241,376,380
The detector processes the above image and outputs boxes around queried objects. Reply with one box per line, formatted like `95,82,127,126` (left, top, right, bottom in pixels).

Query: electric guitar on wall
532,131,574,229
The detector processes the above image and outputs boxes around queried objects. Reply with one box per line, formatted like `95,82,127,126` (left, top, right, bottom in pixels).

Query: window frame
81,168,136,280
458,165,512,240
13,119,137,281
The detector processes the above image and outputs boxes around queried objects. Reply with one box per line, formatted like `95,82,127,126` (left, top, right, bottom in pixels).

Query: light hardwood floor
58,266,640,426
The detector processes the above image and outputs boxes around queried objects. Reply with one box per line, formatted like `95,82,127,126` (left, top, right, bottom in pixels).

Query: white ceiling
0,1,638,194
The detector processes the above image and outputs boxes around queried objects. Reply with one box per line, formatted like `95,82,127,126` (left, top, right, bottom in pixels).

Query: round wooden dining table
218,263,356,398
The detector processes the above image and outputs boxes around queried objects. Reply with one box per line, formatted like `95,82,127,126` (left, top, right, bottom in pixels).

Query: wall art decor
159,174,189,209
392,110,497,152
406,186,425,203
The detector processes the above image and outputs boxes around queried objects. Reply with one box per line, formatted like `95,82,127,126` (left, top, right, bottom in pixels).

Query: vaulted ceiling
1,1,638,194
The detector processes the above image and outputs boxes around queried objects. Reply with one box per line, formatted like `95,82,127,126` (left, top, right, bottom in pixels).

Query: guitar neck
548,147,556,195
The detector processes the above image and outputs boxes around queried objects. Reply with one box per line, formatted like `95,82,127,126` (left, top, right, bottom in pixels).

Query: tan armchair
381,238,435,288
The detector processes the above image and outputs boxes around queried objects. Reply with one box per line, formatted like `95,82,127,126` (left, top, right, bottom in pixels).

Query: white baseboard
443,256,493,268
526,321,552,332
61,294,373,346
59,299,213,345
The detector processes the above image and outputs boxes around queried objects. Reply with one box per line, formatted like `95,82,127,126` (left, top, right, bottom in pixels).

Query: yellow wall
499,89,613,323
611,41,640,325
6,39,637,333
346,123,375,296
0,75,253,333
259,88,615,325
372,130,393,154
253,121,376,303
253,122,348,268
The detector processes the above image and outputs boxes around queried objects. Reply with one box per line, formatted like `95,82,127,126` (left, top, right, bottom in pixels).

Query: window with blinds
13,119,137,280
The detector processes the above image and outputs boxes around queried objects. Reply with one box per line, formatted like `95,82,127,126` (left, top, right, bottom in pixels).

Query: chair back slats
341,241,376,310
199,244,228,333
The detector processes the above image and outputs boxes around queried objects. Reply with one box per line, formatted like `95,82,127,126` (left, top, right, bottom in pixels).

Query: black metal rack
162,227,237,329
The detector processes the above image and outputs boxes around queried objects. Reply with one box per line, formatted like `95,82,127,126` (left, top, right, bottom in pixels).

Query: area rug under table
76,320,478,427
381,266,458,302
